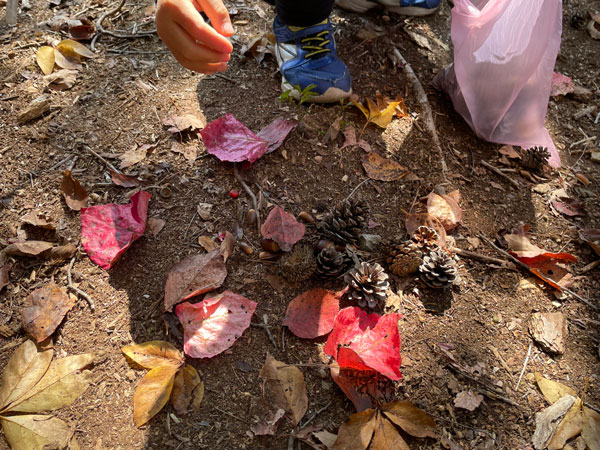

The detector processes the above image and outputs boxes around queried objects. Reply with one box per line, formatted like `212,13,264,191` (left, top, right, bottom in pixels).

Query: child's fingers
174,53,228,73
165,23,231,63
196,0,234,36
174,0,232,54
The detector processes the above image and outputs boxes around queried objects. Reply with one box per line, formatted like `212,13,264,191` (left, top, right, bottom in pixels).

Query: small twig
478,233,599,311
345,178,370,202
233,163,261,233
580,260,600,274
480,160,520,189
453,248,516,269
391,47,447,175
67,257,95,312
427,413,495,438
300,401,332,430
515,342,533,392
488,345,514,380
251,315,278,350
80,143,121,174
214,406,246,423
91,0,156,51
447,364,519,407
183,212,197,240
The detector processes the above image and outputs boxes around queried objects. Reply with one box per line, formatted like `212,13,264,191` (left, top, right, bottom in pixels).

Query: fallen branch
234,163,261,234
67,257,95,312
91,0,156,51
80,142,122,174
454,248,516,269
391,47,447,175
480,160,520,189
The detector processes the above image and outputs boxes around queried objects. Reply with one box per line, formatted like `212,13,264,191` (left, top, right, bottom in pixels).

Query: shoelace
300,30,331,59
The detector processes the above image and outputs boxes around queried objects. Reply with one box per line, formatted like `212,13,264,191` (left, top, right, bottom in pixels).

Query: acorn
298,211,315,224
261,238,280,253
246,209,257,225
259,251,277,261
239,242,253,255
316,239,334,252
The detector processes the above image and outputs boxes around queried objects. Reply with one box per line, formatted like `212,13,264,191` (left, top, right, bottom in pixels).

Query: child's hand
155,0,234,74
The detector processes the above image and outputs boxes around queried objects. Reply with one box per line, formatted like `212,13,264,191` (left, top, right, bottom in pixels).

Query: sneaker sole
282,80,352,104
336,0,440,15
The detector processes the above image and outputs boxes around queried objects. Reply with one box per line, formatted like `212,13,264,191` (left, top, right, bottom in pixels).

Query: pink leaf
260,206,305,251
552,197,586,217
324,307,402,380
550,72,574,97
163,250,228,312
200,113,268,163
257,118,297,153
81,191,150,269
175,291,257,358
282,288,340,338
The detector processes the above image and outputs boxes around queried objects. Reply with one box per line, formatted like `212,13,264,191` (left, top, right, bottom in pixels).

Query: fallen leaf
550,72,574,97
405,213,447,247
257,118,297,153
259,353,308,426
36,46,55,75
171,141,197,165
547,398,583,450
22,282,76,343
552,197,586,217
197,235,219,252
454,390,484,411
362,153,409,181
162,113,205,133
324,307,402,380
582,406,600,450
332,409,376,450
20,211,55,230
40,244,77,262
0,265,9,292
3,241,54,257
163,250,227,311
109,170,143,187
146,217,165,237
197,202,212,221
133,364,179,427
53,48,82,70
261,206,305,251
121,341,184,369
170,364,202,415
330,364,379,412
119,144,149,169
1,414,75,450
68,22,95,40
44,69,77,90
60,169,88,211
200,113,268,163
251,408,286,436
371,413,409,450
535,373,578,405
339,126,371,152
282,288,341,339
427,191,462,231
55,39,95,59
579,228,600,256
532,395,576,450
240,32,275,63
81,191,150,270
498,145,521,159
220,231,235,262
175,291,257,358
353,93,407,129
382,400,437,438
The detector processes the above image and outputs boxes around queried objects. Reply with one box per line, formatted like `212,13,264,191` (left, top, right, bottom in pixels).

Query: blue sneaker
336,0,441,15
273,17,352,103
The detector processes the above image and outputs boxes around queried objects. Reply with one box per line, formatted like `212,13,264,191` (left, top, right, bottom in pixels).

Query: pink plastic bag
434,0,563,167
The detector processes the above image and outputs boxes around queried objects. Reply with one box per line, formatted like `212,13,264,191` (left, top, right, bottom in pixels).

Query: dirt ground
1,0,599,449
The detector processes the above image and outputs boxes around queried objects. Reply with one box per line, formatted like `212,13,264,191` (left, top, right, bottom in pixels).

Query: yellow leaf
0,340,52,412
7,354,94,413
353,93,407,129
35,46,55,75
1,414,73,450
122,340,184,370
134,365,179,427
170,364,201,415
56,39,95,59
547,398,583,449
383,400,437,438
371,413,410,450
191,379,204,412
53,48,82,70
332,409,376,450
535,373,578,404
582,406,600,450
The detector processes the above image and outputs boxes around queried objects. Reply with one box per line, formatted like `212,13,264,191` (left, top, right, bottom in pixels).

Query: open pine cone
386,240,422,277
344,262,389,309
279,244,317,282
317,199,369,244
521,146,550,171
314,246,352,280
412,226,440,254
419,248,458,288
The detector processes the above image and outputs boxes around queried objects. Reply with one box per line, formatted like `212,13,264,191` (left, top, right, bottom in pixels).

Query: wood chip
529,312,567,355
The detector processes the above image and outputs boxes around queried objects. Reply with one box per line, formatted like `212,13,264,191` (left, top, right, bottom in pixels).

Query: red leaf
175,291,257,358
261,206,305,252
550,72,574,97
282,288,340,338
257,118,297,153
512,252,577,291
80,191,150,269
324,307,402,380
552,198,586,217
110,170,143,187
163,250,227,312
330,364,377,412
200,113,268,163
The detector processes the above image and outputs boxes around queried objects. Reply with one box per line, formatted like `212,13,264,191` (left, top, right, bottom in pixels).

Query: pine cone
318,199,369,244
386,240,422,277
344,262,389,309
314,246,352,280
412,226,440,254
521,146,550,171
279,244,317,282
419,248,458,288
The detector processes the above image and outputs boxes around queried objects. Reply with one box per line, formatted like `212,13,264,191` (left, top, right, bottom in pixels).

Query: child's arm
155,0,234,73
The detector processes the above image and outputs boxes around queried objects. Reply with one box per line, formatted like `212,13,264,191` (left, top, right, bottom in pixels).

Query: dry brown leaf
259,353,308,426
362,153,409,182
382,400,437,438
147,218,165,237
36,46,55,75
332,409,376,450
220,231,235,262
121,341,184,370
453,390,483,411
371,413,409,450
171,141,198,165
163,250,228,311
582,406,600,450
405,213,447,247
535,373,578,405
20,211,55,230
170,364,201,415
162,113,206,133
427,192,462,231
3,241,54,257
498,145,521,159
22,282,76,343
60,170,88,211
251,408,286,436
0,265,9,292
44,69,77,90
1,414,75,450
40,244,77,262
109,170,143,187
119,144,148,169
197,235,219,252
547,398,583,450
133,364,179,427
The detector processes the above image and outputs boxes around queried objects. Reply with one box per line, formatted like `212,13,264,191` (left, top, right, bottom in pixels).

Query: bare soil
1,0,599,449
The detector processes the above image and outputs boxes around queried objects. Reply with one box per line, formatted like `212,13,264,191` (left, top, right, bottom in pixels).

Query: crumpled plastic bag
434,0,562,167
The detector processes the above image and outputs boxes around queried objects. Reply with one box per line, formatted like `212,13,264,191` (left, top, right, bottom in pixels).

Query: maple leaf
175,291,257,358
261,206,305,252
80,191,150,270
0,340,93,450
353,93,408,129
282,288,341,339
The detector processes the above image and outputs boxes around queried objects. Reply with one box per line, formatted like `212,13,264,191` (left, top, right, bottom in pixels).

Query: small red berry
229,189,239,199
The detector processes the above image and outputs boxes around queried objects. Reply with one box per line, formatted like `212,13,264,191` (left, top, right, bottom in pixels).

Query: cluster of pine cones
386,226,459,289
